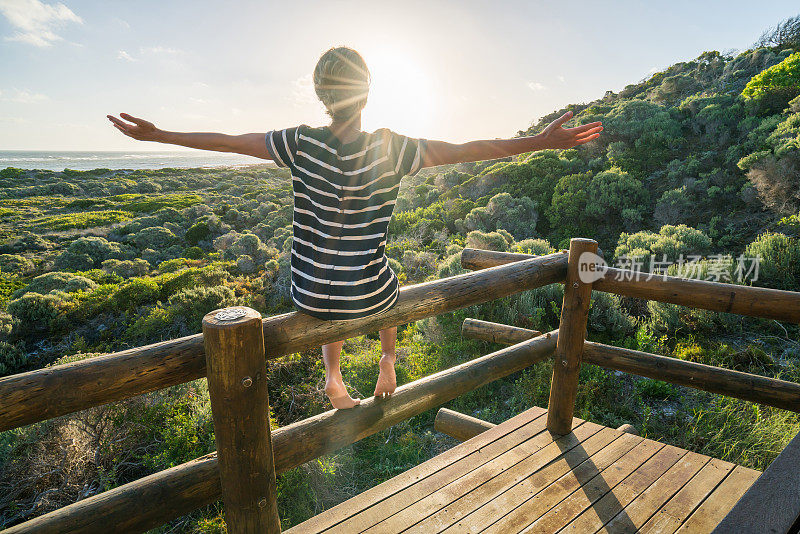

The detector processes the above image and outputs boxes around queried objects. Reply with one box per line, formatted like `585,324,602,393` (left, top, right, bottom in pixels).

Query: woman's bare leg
374,326,397,397
322,340,360,409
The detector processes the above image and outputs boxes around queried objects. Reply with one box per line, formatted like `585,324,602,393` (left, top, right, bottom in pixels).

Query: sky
0,0,798,151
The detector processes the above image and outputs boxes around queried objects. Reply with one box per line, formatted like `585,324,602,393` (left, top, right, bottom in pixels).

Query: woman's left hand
540,110,603,149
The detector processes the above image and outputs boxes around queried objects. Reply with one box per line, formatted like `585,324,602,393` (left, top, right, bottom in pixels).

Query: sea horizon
0,150,270,172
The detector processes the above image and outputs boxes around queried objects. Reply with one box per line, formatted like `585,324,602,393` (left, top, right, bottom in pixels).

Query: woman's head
313,47,370,123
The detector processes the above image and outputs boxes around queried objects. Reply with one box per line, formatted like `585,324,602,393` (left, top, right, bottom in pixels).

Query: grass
111,193,204,212
30,210,134,230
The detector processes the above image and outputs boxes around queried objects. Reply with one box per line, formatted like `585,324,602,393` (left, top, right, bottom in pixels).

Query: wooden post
202,306,280,534
547,238,598,434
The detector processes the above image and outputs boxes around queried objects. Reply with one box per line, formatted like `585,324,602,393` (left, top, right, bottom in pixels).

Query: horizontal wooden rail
583,342,800,412
461,248,800,324
4,331,558,534
434,408,497,441
0,252,567,432
462,318,541,344
461,318,800,412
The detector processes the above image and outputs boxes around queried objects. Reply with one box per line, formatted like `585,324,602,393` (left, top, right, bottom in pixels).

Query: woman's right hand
107,113,162,142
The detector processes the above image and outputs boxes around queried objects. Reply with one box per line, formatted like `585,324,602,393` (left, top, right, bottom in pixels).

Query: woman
107,47,603,410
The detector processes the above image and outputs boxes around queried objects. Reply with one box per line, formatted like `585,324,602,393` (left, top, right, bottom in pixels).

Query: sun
359,47,437,138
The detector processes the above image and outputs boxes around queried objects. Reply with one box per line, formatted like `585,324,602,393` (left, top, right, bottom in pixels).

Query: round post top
202,306,263,329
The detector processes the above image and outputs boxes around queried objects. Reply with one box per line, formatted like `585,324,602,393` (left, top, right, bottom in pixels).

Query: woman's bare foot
324,372,360,409
374,354,397,397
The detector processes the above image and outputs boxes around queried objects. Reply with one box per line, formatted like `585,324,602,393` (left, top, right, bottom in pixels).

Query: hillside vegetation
1,20,800,532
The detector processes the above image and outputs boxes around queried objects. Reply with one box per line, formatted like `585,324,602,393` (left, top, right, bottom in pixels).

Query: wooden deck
285,406,761,533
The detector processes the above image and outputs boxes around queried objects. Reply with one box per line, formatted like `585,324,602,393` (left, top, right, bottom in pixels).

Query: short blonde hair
313,47,370,122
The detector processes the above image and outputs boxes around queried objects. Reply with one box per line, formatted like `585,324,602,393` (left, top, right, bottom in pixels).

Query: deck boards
285,406,760,534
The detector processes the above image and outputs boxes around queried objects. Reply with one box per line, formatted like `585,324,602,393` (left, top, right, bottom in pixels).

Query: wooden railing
1,239,799,533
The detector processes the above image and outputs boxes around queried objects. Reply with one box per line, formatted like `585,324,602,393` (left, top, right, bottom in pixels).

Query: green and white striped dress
265,125,425,321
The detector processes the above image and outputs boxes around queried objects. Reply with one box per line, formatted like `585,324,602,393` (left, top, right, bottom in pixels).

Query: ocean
0,151,269,171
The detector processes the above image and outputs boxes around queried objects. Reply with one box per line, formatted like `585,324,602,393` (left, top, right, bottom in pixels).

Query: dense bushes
4,29,800,530
615,225,713,262
458,192,538,239
54,237,131,271
742,51,800,114
744,232,800,290
7,292,64,334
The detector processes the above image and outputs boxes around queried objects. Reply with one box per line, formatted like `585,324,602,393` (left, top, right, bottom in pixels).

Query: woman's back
265,124,424,321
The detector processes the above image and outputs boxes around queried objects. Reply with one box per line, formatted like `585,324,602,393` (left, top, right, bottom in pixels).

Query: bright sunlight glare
359,47,438,138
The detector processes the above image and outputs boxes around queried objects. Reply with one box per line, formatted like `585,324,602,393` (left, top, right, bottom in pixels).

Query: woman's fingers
111,123,133,137
554,110,574,126
120,113,151,126
107,115,130,129
570,121,603,133
575,126,603,139
574,133,601,144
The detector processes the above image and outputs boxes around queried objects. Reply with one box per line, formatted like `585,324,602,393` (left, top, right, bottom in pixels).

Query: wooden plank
600,451,711,533
283,406,548,534
639,459,735,534
547,238,598,434
202,307,280,533
675,466,761,534
482,433,653,534
0,251,568,433
460,247,800,324
10,333,558,534
392,422,606,533
434,427,625,534
528,443,684,533
712,430,800,534
340,419,591,534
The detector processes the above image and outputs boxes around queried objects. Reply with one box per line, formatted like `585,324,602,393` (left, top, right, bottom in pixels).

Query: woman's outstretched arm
106,113,271,160
421,110,602,168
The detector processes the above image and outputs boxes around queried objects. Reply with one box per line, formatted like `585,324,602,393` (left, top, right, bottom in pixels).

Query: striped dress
265,124,425,321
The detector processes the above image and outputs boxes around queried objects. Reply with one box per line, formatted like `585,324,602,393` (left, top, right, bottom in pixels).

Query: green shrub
435,253,466,279
0,254,34,275
12,271,97,298
54,236,130,271
744,232,800,290
0,274,26,306
30,210,133,230
0,167,25,179
458,192,538,239
185,220,211,245
465,230,512,251
167,286,238,331
7,292,64,334
185,246,204,259
615,225,712,263
101,258,150,278
133,226,178,249
157,258,190,273
116,193,203,212
742,52,800,114
0,340,27,376
511,238,554,255
158,264,230,299
111,278,161,311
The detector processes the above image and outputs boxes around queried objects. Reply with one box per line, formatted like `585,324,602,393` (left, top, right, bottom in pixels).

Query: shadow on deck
286,406,759,533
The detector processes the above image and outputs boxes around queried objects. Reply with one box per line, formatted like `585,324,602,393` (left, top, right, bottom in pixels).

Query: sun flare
359,47,437,137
